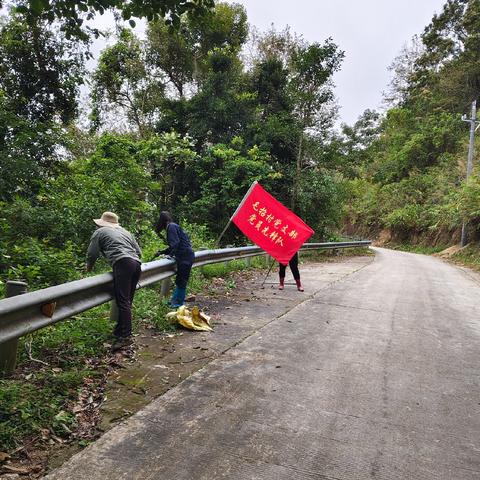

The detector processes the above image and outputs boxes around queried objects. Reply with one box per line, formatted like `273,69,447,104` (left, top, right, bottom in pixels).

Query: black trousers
113,257,141,338
279,252,300,280
175,250,195,289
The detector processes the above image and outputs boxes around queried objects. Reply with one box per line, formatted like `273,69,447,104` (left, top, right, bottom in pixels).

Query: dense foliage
0,2,345,292
340,0,480,246
7,0,215,40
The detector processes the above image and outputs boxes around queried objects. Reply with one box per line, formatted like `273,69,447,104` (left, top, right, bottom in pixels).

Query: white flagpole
215,180,258,247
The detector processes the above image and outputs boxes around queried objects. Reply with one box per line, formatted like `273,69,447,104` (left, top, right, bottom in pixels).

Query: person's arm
166,224,180,257
86,231,100,271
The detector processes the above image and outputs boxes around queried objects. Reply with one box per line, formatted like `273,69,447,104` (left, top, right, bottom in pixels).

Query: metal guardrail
0,241,370,349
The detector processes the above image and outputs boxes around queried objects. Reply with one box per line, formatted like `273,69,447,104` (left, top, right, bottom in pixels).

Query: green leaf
14,4,29,13
29,0,45,14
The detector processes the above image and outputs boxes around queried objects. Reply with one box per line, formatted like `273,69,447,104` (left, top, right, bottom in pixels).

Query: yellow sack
166,305,213,332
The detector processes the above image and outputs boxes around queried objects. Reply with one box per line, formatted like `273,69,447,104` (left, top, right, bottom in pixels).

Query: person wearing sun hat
86,212,142,351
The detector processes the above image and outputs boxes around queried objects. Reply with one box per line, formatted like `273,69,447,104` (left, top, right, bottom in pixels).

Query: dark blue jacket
165,223,194,260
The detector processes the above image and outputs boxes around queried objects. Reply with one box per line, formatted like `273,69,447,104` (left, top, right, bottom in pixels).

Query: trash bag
166,305,213,332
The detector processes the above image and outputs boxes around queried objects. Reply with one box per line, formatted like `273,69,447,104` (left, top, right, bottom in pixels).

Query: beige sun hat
93,211,120,228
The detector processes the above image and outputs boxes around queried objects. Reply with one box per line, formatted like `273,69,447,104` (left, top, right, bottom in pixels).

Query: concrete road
45,248,480,479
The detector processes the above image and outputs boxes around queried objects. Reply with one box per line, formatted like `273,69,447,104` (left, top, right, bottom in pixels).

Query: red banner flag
232,182,314,265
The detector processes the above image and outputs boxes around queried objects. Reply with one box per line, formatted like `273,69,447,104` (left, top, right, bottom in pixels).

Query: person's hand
150,250,162,261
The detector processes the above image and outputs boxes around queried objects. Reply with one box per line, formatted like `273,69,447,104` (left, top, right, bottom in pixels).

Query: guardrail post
110,299,119,325
224,245,233,268
1,281,28,376
199,247,208,274
244,256,251,267
160,278,172,298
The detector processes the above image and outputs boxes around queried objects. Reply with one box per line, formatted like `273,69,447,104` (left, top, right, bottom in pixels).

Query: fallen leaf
2,465,31,474
0,452,10,462
41,302,57,317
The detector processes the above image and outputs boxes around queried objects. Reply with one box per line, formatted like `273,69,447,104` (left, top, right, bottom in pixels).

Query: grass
0,304,112,451
448,243,480,272
132,287,175,332
0,372,84,450
385,244,448,255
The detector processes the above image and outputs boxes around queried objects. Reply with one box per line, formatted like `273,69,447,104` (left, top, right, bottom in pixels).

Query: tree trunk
292,131,303,212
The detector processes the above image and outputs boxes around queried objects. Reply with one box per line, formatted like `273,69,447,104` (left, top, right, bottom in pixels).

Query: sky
229,0,447,126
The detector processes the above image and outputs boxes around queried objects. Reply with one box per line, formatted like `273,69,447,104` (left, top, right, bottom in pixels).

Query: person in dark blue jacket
154,211,195,308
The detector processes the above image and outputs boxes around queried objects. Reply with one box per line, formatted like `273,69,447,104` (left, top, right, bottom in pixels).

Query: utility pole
460,100,480,246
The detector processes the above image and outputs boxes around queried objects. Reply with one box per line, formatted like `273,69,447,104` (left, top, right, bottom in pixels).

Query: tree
0,93,65,200
146,21,194,99
289,39,344,211
146,3,248,98
9,0,215,40
136,131,196,208
338,109,382,177
248,25,300,67
91,3,249,138
33,133,155,247
185,140,275,239
409,0,480,112
186,47,255,145
91,28,164,136
0,14,85,124
0,14,85,200
247,56,298,204
384,36,424,107
297,168,345,238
